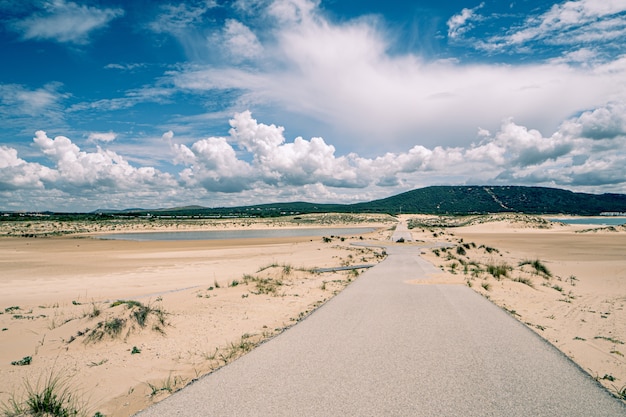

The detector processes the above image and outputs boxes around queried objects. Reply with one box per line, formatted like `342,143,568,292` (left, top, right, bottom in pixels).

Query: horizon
2,0,626,212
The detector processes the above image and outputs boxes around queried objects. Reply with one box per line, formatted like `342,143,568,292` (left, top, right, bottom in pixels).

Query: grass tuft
519,259,552,278
486,262,509,280
512,277,534,288
1,371,92,417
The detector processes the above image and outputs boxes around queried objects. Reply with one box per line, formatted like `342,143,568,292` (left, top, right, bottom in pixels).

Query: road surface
135,243,625,416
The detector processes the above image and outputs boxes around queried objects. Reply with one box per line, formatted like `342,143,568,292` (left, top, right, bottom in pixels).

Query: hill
106,186,626,217
5,186,625,218
350,186,626,215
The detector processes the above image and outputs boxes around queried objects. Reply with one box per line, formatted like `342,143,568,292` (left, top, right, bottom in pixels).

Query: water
548,217,626,226
98,227,377,241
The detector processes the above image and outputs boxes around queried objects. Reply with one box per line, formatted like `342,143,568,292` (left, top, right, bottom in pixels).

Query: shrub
11,356,32,366
486,263,509,280
519,259,552,278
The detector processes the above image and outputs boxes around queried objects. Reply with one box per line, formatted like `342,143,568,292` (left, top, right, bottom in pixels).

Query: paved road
390,220,414,242
136,244,626,417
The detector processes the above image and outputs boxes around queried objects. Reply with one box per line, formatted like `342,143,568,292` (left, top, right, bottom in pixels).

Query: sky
1,0,626,212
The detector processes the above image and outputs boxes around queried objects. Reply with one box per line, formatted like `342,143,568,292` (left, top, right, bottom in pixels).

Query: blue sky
1,0,626,211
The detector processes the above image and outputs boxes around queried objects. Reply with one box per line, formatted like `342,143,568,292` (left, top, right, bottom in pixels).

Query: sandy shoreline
1,213,625,415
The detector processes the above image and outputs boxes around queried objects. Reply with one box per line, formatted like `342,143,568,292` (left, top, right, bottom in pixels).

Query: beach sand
1,213,625,415
0,214,393,416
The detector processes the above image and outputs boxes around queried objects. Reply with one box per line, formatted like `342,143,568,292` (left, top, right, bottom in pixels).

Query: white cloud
170,108,626,196
3,103,626,210
32,130,176,191
88,132,117,143
447,3,484,39
68,86,173,113
480,0,626,52
0,83,65,117
222,19,264,61
11,0,124,44
0,146,54,191
165,0,626,152
268,0,318,24
104,63,146,71
149,2,211,35
0,83,68,132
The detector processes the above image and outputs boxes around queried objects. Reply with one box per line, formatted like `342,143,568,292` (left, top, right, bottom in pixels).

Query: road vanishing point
135,224,626,417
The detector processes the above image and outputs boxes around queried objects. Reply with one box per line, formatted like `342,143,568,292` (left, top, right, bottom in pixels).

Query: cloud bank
2,105,625,211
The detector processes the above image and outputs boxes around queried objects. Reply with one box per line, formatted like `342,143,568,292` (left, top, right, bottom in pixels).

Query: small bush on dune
85,300,167,343
486,263,510,280
519,259,552,278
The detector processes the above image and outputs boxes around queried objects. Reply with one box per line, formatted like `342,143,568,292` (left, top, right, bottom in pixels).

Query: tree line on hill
3,186,626,219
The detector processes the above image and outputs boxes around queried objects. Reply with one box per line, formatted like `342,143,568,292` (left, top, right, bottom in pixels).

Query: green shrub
519,259,552,278
11,356,32,366
486,263,509,280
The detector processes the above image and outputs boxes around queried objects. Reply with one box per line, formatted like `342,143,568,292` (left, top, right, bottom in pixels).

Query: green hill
350,186,626,215
8,186,624,218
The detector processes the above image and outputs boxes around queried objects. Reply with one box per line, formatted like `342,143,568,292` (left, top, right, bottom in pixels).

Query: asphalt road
135,243,626,416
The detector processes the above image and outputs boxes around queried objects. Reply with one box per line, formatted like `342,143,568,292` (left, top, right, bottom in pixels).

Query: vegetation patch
243,274,284,296
11,356,32,366
1,372,95,417
519,259,552,278
83,300,168,343
486,262,510,280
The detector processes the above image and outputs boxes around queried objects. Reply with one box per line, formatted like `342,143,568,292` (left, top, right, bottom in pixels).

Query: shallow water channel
98,227,377,241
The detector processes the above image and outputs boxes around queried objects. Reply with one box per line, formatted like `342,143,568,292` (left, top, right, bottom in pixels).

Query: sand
1,212,625,415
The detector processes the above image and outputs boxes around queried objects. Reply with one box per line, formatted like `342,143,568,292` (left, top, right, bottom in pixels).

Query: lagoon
98,227,377,241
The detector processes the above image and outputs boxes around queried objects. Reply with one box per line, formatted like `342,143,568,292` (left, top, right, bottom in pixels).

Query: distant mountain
83,186,626,217
350,186,626,215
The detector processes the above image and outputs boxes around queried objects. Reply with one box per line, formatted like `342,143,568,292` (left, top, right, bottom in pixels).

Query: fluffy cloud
0,146,54,191
2,103,626,210
31,131,175,191
10,0,124,44
170,107,626,196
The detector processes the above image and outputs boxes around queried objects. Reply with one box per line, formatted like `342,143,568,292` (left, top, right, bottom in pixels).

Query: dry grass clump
434,240,561,295
1,371,98,417
73,300,169,343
